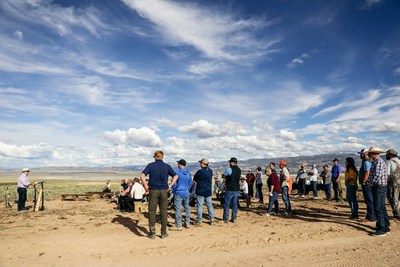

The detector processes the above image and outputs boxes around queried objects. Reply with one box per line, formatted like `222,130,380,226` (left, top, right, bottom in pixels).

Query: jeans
267,192,279,213
213,181,221,195
17,187,27,211
387,182,400,218
298,179,306,196
311,181,318,197
223,190,239,221
346,185,359,217
371,186,390,233
174,194,191,227
256,183,263,203
281,186,291,213
362,184,376,221
148,190,168,235
324,183,332,200
196,195,214,222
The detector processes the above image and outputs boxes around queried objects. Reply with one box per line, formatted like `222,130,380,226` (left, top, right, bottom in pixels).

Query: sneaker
184,223,191,229
229,219,236,223
18,210,28,213
312,197,319,200
370,231,386,237
223,220,228,224
169,226,183,231
265,213,270,217
160,233,169,239
209,221,214,225
147,233,156,240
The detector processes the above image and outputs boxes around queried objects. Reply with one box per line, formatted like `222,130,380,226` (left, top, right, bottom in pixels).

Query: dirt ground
1,194,400,267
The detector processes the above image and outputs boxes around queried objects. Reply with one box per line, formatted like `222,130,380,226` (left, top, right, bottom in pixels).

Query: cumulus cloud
286,54,308,69
103,127,162,147
178,119,246,138
280,129,297,141
0,141,57,159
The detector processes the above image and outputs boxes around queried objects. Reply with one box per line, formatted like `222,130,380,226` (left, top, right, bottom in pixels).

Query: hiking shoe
193,221,202,226
229,219,236,223
147,233,156,240
160,233,169,239
169,226,183,231
184,223,191,229
370,231,386,237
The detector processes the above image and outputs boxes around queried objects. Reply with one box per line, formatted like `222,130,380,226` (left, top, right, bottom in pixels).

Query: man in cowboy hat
386,149,400,219
17,168,35,212
279,160,292,215
368,147,390,236
222,157,242,223
140,150,178,239
358,148,375,222
193,158,214,225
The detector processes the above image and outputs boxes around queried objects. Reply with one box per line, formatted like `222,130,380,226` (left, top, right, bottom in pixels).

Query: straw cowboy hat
21,168,30,172
367,147,385,154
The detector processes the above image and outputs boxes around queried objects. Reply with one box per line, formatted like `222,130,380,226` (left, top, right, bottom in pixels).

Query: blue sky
0,0,399,168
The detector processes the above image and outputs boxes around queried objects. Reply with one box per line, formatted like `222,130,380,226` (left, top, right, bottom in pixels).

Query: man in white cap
358,148,375,222
193,158,214,225
17,168,34,212
386,149,400,219
368,147,390,236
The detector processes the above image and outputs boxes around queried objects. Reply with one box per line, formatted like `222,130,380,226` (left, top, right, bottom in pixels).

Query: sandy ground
1,193,400,267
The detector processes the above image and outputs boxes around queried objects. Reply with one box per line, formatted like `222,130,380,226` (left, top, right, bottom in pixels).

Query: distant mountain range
0,153,366,174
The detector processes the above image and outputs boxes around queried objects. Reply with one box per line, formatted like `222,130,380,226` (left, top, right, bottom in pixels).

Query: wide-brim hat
357,148,369,155
21,168,30,172
387,149,398,156
199,158,209,165
367,146,385,154
240,176,246,180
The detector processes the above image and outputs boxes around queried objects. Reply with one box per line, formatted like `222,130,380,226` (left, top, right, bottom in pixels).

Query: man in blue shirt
140,150,178,239
331,158,343,202
193,158,214,225
358,148,375,222
223,157,241,223
170,159,192,231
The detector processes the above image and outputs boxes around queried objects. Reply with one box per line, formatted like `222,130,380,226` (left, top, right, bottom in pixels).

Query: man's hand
269,192,273,197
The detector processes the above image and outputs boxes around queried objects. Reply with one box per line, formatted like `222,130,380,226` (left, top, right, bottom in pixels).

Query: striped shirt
369,157,387,187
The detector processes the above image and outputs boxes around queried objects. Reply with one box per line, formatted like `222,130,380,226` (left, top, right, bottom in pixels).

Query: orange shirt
345,169,358,186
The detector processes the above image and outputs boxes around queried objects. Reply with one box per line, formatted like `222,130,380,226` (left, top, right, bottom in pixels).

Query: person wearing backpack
386,149,400,220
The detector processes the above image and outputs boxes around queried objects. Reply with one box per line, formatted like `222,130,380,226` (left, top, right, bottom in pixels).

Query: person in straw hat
367,147,390,237
17,168,35,212
386,149,400,219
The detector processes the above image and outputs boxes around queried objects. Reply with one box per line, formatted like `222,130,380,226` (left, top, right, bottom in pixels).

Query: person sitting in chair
238,176,250,207
103,180,112,193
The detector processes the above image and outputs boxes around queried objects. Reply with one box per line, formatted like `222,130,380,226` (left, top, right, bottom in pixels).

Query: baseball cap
177,159,186,166
228,157,238,163
357,148,369,155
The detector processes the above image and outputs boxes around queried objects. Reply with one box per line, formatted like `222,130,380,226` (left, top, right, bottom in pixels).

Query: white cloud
122,0,280,63
286,53,309,69
104,127,162,147
13,30,23,40
280,129,297,141
178,119,246,138
187,61,226,75
359,0,382,10
0,141,57,159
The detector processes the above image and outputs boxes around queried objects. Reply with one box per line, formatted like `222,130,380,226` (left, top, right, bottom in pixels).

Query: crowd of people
16,146,399,240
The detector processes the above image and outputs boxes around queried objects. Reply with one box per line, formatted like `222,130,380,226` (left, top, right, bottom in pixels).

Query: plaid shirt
369,157,387,186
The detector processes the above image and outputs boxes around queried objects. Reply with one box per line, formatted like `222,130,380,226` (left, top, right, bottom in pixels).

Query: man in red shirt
265,168,281,216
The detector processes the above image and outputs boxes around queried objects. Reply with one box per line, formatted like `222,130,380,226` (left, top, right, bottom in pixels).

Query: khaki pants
148,190,168,235
387,182,400,218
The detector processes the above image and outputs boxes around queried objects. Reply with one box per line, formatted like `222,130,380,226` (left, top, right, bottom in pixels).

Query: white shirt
387,157,400,176
239,180,248,194
18,173,30,188
130,182,145,199
309,168,318,182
